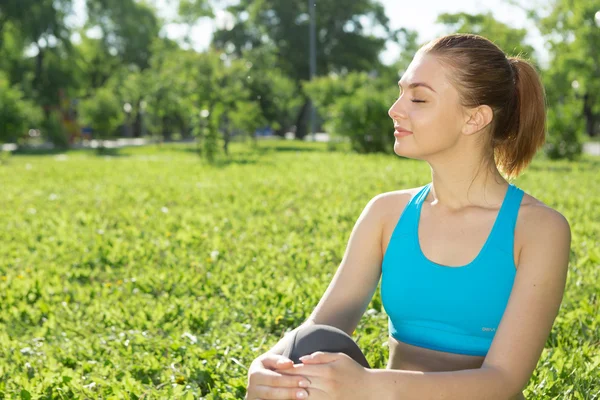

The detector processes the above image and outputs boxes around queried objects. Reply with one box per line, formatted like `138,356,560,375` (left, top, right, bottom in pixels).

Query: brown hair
418,33,546,180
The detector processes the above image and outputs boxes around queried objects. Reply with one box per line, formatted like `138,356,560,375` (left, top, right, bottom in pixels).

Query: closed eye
411,100,426,103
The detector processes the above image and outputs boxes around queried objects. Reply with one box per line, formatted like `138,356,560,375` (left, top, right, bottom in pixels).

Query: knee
293,323,356,350
298,323,351,338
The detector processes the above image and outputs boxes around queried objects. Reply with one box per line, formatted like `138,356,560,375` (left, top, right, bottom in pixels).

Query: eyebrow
398,80,437,94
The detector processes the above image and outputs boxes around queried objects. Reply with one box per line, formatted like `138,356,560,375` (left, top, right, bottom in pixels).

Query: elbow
484,366,525,400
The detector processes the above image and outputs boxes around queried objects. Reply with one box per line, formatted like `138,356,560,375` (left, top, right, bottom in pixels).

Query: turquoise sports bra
380,182,524,357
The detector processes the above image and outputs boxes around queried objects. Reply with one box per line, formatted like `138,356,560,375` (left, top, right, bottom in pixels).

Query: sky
69,0,550,68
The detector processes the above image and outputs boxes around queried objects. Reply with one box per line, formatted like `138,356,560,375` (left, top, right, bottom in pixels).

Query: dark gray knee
282,324,370,368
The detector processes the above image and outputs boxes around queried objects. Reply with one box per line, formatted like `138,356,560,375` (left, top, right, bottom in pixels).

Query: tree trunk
162,116,172,141
294,99,310,140
35,45,44,92
582,93,597,137
133,99,142,138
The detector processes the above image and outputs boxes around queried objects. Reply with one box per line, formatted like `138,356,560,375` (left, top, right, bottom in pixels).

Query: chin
393,141,422,160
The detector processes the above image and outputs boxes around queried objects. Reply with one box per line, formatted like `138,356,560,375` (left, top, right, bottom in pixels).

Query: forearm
367,366,517,400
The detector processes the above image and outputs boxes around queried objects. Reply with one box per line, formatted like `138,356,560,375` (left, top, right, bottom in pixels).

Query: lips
394,127,413,137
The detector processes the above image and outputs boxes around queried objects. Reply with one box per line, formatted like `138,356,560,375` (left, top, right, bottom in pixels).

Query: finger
263,355,294,370
253,369,311,388
277,363,329,378
252,384,309,400
299,351,341,364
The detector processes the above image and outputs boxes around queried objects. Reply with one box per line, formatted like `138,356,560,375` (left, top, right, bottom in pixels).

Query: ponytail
494,57,547,180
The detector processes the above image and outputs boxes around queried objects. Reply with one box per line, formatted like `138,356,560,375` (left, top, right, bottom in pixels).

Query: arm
366,206,571,400
268,193,387,356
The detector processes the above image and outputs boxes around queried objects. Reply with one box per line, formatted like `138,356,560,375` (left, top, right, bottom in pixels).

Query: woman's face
388,53,467,160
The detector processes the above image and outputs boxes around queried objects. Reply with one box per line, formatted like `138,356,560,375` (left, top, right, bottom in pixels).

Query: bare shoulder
518,192,571,235
370,186,426,245
516,192,572,263
371,186,425,222
373,185,425,209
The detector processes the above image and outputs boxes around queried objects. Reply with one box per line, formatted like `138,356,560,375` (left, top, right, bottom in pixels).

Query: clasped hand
275,351,373,399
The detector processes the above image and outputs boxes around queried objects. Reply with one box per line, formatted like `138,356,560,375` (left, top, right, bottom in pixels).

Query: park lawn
0,141,598,399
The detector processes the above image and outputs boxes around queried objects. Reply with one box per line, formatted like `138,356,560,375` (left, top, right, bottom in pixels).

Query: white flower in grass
182,332,198,344
161,206,169,213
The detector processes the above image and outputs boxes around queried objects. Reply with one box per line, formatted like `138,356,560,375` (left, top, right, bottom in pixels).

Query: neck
426,152,507,211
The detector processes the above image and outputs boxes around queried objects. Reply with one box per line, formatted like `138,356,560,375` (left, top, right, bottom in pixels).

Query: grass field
1,141,598,399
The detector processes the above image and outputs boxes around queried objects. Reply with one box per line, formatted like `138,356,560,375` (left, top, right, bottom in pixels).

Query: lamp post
123,102,132,137
140,100,147,138
198,109,210,155
308,0,316,142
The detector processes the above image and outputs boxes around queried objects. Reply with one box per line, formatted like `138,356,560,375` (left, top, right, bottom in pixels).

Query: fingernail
299,380,310,388
296,391,307,399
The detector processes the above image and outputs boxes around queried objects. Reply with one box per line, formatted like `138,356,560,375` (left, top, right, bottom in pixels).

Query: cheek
412,107,456,133
407,108,436,134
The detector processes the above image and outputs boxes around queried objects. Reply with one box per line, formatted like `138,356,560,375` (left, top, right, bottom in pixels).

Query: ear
462,104,493,136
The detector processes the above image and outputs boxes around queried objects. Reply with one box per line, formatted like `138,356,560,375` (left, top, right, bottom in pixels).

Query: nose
388,97,407,121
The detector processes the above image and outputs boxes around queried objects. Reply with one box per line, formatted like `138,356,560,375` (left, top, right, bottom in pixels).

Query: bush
0,72,43,144
325,85,397,153
80,87,124,141
304,72,397,153
42,111,70,149
545,101,584,160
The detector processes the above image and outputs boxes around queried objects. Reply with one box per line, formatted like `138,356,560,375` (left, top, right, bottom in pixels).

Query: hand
275,352,372,400
246,352,312,400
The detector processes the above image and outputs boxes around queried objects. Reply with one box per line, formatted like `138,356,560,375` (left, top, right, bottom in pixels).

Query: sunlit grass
0,141,598,398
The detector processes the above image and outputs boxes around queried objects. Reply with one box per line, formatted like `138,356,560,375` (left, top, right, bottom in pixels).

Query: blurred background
1,0,599,160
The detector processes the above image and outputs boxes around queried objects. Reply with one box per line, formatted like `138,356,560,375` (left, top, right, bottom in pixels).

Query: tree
211,0,395,139
435,11,538,64
0,72,43,144
304,71,396,152
0,0,74,104
519,0,600,138
85,0,161,70
79,86,124,144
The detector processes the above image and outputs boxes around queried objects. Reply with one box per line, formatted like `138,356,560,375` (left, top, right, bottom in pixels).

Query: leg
282,324,371,368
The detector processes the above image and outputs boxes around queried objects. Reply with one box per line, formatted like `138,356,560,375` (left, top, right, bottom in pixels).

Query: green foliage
436,12,538,63
79,87,124,140
545,100,585,160
0,72,43,144
303,72,372,115
214,0,392,81
0,142,598,398
304,72,397,153
241,48,303,133
327,85,398,153
85,0,161,70
525,0,600,144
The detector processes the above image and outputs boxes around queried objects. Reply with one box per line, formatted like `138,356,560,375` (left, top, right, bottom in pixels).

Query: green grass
0,141,598,399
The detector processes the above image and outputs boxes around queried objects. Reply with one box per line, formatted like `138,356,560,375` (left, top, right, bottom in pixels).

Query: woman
245,33,571,400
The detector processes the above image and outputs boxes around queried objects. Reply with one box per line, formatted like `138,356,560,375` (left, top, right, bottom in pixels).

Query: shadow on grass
210,156,274,167
258,145,326,153
92,147,129,157
13,147,72,156
12,146,131,158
